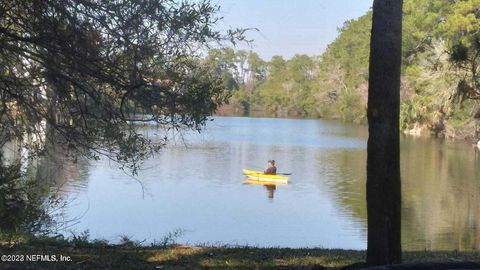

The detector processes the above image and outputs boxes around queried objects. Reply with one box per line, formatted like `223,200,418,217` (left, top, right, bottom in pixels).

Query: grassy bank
1,241,480,269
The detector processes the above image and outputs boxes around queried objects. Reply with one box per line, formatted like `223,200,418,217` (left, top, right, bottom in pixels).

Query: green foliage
256,54,320,116
401,0,480,135
0,0,243,173
451,43,470,62
213,0,480,136
444,0,480,101
208,12,371,122
71,230,92,248
119,235,142,248
337,88,365,123
0,160,59,240
208,51,321,117
153,228,186,248
321,13,372,89
204,48,241,91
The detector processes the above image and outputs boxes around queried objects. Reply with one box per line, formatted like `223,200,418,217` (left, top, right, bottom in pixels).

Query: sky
214,0,373,60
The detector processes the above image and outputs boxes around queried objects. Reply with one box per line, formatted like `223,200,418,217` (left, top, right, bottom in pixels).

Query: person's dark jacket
264,166,277,175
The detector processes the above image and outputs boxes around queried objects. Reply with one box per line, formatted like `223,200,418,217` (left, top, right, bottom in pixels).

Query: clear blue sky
214,0,373,60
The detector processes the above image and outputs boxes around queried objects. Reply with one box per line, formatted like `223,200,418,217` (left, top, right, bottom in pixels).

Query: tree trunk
367,0,403,265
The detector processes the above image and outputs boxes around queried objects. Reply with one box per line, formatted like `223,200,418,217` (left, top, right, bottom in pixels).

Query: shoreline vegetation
2,245,480,270
1,238,480,270
214,107,480,146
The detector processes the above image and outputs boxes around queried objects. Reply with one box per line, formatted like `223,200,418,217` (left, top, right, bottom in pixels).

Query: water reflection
401,137,480,251
1,139,89,194
15,116,479,250
265,185,276,199
1,138,90,235
243,179,287,200
323,135,480,251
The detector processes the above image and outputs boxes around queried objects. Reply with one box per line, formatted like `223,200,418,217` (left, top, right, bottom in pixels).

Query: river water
53,116,480,250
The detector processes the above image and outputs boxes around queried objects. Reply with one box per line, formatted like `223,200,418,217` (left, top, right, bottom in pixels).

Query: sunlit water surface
57,117,480,250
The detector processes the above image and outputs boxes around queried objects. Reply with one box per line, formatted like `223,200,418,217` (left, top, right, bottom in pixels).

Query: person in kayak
264,160,277,175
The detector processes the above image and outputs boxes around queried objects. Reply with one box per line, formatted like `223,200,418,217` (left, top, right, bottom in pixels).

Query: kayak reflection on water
265,184,276,199
243,179,286,200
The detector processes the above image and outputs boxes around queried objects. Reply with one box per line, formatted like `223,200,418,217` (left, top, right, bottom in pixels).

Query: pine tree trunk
366,0,403,265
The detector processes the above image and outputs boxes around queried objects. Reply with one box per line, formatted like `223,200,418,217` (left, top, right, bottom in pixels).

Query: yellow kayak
242,169,288,184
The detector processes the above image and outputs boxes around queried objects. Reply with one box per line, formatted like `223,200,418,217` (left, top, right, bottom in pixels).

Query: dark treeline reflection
1,139,89,236
322,135,480,251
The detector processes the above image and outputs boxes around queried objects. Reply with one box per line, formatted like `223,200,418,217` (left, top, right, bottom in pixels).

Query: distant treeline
206,0,480,139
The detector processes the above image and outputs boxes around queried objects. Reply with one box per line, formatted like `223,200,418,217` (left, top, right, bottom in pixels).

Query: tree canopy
0,0,243,172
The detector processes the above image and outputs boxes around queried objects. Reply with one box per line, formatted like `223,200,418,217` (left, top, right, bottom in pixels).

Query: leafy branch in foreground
0,0,243,173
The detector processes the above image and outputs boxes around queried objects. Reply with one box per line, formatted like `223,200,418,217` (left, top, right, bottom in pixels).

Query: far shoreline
213,107,480,146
